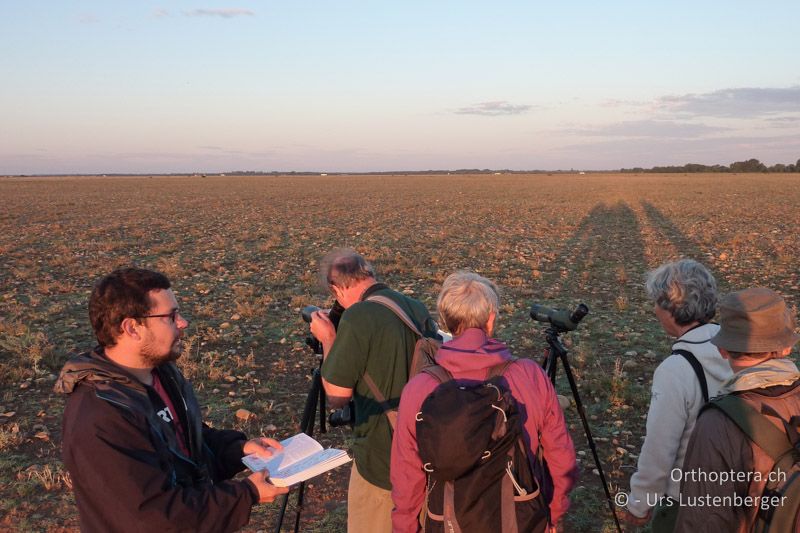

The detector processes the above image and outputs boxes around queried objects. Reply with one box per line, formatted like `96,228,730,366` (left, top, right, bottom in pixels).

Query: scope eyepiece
570,303,589,325
529,302,589,332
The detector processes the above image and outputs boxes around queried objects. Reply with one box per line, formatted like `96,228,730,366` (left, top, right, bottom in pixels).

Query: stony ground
1,172,798,532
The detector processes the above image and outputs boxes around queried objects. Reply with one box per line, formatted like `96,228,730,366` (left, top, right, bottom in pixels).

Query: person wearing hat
674,287,800,532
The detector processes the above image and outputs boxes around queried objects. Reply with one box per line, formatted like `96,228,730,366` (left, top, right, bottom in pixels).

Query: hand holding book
242,433,351,487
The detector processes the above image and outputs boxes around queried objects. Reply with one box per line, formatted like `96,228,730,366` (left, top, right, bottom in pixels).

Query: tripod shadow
640,201,709,266
532,201,648,313
526,199,650,410
523,201,643,533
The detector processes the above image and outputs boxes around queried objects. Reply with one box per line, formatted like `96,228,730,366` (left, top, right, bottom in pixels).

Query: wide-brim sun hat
711,287,800,353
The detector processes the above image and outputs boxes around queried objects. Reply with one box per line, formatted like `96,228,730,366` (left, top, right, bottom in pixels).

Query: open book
242,433,352,487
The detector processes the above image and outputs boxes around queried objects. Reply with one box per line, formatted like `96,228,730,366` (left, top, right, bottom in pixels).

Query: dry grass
1,172,799,532
24,464,72,492
0,319,56,381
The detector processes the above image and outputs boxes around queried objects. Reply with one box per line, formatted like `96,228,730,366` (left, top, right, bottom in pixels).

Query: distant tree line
621,158,800,173
224,169,565,176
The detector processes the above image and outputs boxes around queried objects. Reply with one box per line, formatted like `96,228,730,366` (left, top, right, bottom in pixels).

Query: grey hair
319,248,376,290
437,271,500,336
645,259,718,326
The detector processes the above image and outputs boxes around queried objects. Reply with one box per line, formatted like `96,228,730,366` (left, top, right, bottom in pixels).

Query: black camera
328,401,355,427
301,303,353,427
301,305,323,354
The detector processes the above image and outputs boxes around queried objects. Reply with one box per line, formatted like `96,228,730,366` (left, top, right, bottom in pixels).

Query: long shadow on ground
530,201,650,533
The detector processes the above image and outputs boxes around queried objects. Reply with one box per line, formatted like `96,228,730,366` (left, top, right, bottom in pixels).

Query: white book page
242,433,323,474
270,448,351,486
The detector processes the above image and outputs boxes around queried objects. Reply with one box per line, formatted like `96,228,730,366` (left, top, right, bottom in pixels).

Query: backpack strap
361,294,427,430
487,356,519,379
366,294,423,337
422,365,453,384
707,395,795,464
442,481,463,533
673,349,709,403
501,471,520,533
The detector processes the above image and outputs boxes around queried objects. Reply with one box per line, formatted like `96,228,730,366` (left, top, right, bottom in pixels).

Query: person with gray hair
309,248,437,533
619,259,733,531
391,271,578,532
319,248,376,291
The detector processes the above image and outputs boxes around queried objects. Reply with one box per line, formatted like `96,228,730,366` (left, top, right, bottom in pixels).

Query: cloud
152,9,170,18
567,119,728,139
454,101,533,116
657,86,800,118
600,98,648,109
79,13,99,24
183,8,255,18
764,116,800,128
196,146,275,156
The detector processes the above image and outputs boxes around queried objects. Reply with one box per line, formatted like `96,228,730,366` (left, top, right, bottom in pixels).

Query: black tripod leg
300,369,323,437
558,351,623,533
292,370,323,533
292,479,308,533
544,351,557,383
275,367,324,533
274,494,290,533
318,371,327,434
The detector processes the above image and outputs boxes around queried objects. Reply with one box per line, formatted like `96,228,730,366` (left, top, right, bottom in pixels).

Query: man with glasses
309,249,438,533
55,267,288,532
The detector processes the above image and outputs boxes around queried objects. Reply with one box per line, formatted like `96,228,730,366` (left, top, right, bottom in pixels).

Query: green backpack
708,395,800,532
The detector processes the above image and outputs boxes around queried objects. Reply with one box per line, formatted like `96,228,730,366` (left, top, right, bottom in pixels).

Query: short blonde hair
437,271,499,336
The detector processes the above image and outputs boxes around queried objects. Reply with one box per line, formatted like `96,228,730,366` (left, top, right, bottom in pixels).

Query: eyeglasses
138,309,181,324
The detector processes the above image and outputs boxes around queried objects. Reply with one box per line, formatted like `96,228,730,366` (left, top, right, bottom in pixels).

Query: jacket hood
54,348,145,395
434,328,513,374
719,358,800,395
673,323,732,383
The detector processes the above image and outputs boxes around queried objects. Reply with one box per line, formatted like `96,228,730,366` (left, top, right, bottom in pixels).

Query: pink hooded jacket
390,328,579,532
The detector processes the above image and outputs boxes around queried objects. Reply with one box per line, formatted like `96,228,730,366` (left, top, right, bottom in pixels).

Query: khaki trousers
347,462,393,533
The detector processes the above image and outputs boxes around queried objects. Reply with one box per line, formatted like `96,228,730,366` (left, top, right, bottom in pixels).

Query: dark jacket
675,377,800,532
55,348,257,532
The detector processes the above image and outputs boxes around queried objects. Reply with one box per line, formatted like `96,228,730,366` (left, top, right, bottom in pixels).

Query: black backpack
706,394,800,532
415,361,549,533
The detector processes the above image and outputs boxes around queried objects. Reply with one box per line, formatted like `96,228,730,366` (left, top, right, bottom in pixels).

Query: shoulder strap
361,294,423,403
422,357,516,385
362,295,433,430
487,356,518,379
366,294,423,337
708,395,795,463
422,365,452,384
673,349,709,403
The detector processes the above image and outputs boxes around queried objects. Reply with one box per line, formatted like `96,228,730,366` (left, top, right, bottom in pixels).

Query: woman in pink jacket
390,271,579,532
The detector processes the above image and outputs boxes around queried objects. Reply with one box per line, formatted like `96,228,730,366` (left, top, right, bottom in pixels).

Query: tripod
541,324,623,533
273,340,327,533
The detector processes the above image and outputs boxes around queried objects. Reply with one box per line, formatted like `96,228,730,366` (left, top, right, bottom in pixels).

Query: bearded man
55,267,287,532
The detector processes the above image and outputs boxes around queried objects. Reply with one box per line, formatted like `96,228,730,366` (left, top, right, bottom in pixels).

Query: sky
1,1,799,174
